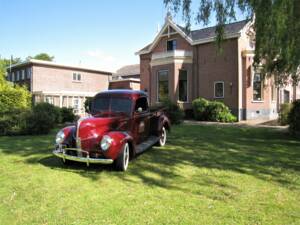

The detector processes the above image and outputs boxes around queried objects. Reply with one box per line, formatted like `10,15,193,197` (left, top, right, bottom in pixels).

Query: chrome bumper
53,148,113,166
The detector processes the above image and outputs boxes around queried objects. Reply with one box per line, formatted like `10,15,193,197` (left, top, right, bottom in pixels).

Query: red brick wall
196,39,239,111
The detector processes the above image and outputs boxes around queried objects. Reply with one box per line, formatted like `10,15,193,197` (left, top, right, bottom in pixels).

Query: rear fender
103,131,134,160
158,115,171,133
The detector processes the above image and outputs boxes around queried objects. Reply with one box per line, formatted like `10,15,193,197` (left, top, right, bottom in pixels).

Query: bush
192,98,210,120
192,97,237,122
60,107,76,123
24,103,60,135
279,103,292,125
288,100,300,136
160,99,184,124
0,109,30,135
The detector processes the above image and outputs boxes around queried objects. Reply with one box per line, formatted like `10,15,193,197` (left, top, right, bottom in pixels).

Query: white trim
157,69,169,102
252,71,264,101
214,81,225,99
109,78,140,83
33,90,98,97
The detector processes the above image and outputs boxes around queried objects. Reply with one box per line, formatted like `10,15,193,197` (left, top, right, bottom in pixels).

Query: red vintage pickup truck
53,90,170,171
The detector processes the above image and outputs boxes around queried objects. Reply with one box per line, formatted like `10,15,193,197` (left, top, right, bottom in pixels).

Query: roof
114,64,140,77
7,59,112,75
95,89,147,98
137,18,250,55
189,20,248,41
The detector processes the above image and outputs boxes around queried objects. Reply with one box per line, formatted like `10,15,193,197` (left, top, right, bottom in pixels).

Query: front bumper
53,148,113,166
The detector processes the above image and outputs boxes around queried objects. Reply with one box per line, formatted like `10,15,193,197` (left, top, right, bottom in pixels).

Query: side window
135,97,149,113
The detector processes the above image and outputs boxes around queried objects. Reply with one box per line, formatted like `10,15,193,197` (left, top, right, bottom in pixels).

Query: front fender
103,131,133,160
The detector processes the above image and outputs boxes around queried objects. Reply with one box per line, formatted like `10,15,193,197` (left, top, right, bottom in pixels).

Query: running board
135,136,159,154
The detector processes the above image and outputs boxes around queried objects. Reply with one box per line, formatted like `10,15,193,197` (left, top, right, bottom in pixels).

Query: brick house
7,59,112,115
137,15,300,121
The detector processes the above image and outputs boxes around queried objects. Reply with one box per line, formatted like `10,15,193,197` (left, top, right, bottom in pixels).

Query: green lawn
0,125,299,225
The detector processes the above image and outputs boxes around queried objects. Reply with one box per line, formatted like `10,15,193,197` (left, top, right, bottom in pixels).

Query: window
16,71,20,81
284,90,290,103
11,72,15,82
45,96,54,105
135,97,148,112
167,39,176,51
73,97,81,113
157,70,169,102
73,73,81,81
92,97,132,116
214,81,224,98
26,68,31,79
21,70,25,80
253,73,263,101
179,70,188,102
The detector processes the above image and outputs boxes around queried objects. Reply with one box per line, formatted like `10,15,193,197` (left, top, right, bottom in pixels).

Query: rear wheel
157,126,167,147
115,143,130,171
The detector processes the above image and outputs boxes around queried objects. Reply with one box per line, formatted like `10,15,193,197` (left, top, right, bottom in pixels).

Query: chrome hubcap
160,127,166,145
123,144,129,170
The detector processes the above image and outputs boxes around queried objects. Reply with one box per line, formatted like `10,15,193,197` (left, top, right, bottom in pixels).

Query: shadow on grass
0,125,300,198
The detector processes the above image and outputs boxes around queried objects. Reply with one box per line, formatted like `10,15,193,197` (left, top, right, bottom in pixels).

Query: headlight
100,135,113,151
55,130,65,144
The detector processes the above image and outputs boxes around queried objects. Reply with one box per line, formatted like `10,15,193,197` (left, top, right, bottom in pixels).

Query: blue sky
0,0,245,72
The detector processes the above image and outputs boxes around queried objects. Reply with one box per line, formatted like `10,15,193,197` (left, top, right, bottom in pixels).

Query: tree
27,53,54,61
163,0,300,84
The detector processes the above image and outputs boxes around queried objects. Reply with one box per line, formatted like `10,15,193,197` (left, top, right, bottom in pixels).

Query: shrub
0,109,30,136
192,98,210,120
288,100,300,136
0,84,31,114
192,97,237,122
24,103,60,135
160,99,184,124
279,103,292,125
60,107,76,123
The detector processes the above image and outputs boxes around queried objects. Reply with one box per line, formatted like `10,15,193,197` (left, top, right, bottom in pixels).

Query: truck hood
76,115,128,152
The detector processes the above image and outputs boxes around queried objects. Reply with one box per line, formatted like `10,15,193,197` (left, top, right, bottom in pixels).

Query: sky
0,0,245,72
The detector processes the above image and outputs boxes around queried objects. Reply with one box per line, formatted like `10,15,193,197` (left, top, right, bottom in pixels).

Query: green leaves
164,0,300,84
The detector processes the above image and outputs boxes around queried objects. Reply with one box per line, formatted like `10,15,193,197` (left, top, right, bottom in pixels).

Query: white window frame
16,71,20,81
178,69,189,103
252,72,264,102
214,81,225,99
72,72,82,82
27,68,32,79
157,69,169,103
45,96,54,105
11,72,15,82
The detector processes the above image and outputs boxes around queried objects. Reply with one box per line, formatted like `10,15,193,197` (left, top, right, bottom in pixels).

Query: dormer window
167,39,176,51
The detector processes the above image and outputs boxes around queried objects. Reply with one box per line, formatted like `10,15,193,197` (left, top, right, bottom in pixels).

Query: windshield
92,97,132,116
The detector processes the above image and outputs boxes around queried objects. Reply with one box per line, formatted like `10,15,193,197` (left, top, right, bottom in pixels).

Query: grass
0,124,299,225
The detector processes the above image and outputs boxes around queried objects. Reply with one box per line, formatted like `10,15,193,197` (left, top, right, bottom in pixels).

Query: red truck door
133,97,150,144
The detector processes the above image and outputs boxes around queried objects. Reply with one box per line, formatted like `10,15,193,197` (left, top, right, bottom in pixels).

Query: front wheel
157,126,167,147
115,143,130,171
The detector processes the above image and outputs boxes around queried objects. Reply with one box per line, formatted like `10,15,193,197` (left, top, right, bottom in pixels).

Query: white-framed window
21,70,25,80
179,70,188,102
73,72,82,81
45,96,54,105
214,81,224,98
11,72,15,82
167,39,177,51
72,97,81,114
157,70,169,102
253,73,263,101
